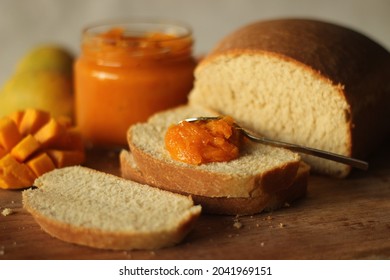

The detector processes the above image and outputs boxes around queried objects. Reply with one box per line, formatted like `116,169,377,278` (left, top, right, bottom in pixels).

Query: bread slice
22,166,201,250
120,149,309,215
127,105,302,199
189,18,390,178
123,105,307,215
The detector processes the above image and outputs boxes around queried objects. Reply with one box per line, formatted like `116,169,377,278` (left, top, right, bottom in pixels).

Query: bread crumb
279,223,286,228
283,202,290,207
233,221,243,229
0,246,4,255
265,215,273,221
1,208,13,216
232,215,243,229
260,242,265,247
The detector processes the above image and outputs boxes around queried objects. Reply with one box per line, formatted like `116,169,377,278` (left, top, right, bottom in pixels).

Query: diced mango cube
0,154,36,187
0,146,6,158
56,115,73,128
26,152,56,177
0,170,26,190
19,109,50,135
0,117,23,151
34,118,65,148
52,127,84,151
10,134,41,162
47,149,85,168
9,110,25,128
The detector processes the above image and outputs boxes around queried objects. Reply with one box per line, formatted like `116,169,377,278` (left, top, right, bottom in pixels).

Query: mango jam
165,116,241,165
74,21,196,147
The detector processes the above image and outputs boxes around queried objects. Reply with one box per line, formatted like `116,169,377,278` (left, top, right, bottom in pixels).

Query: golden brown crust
23,190,200,250
203,18,389,91
120,150,309,215
199,18,390,160
128,138,300,198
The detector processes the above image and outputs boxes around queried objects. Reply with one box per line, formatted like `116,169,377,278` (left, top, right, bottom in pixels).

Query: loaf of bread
22,166,201,250
189,18,390,177
121,105,308,215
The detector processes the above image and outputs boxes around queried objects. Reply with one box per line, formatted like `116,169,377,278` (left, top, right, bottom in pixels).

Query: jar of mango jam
74,20,196,147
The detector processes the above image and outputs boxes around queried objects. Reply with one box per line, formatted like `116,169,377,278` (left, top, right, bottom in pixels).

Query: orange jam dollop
165,116,241,165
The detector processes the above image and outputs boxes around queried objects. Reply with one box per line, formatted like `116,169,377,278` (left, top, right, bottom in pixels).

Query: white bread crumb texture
25,166,201,233
189,53,351,176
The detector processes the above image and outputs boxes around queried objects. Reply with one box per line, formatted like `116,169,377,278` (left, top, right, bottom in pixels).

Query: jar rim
82,18,193,42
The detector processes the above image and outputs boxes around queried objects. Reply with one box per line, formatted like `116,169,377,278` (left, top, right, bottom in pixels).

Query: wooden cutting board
1,147,389,260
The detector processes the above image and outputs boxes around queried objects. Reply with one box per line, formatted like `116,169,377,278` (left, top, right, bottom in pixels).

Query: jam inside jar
74,20,196,147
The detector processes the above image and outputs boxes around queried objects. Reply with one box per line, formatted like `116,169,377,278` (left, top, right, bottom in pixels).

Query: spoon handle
241,129,369,170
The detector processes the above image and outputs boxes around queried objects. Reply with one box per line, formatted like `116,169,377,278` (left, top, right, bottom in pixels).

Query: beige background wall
1,0,389,84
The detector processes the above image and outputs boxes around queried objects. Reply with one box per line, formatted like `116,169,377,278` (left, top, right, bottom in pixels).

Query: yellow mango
10,134,41,162
47,149,85,168
0,117,22,151
0,71,73,119
19,108,50,135
26,152,56,177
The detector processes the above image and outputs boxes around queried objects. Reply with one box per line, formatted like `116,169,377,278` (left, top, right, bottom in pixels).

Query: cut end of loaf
22,166,201,250
190,52,352,177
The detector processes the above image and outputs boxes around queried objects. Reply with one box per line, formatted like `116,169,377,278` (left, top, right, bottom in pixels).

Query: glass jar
74,19,196,147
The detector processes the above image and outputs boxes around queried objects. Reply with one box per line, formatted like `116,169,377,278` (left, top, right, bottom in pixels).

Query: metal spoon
183,116,369,170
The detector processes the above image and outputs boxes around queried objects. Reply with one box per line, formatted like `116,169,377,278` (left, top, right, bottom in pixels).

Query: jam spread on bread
165,116,241,165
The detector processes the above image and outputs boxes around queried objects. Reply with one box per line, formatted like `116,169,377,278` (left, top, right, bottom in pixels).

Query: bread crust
195,18,390,174
23,202,198,250
120,150,309,215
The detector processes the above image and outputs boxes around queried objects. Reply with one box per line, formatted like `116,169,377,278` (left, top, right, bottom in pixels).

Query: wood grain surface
1,147,389,260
